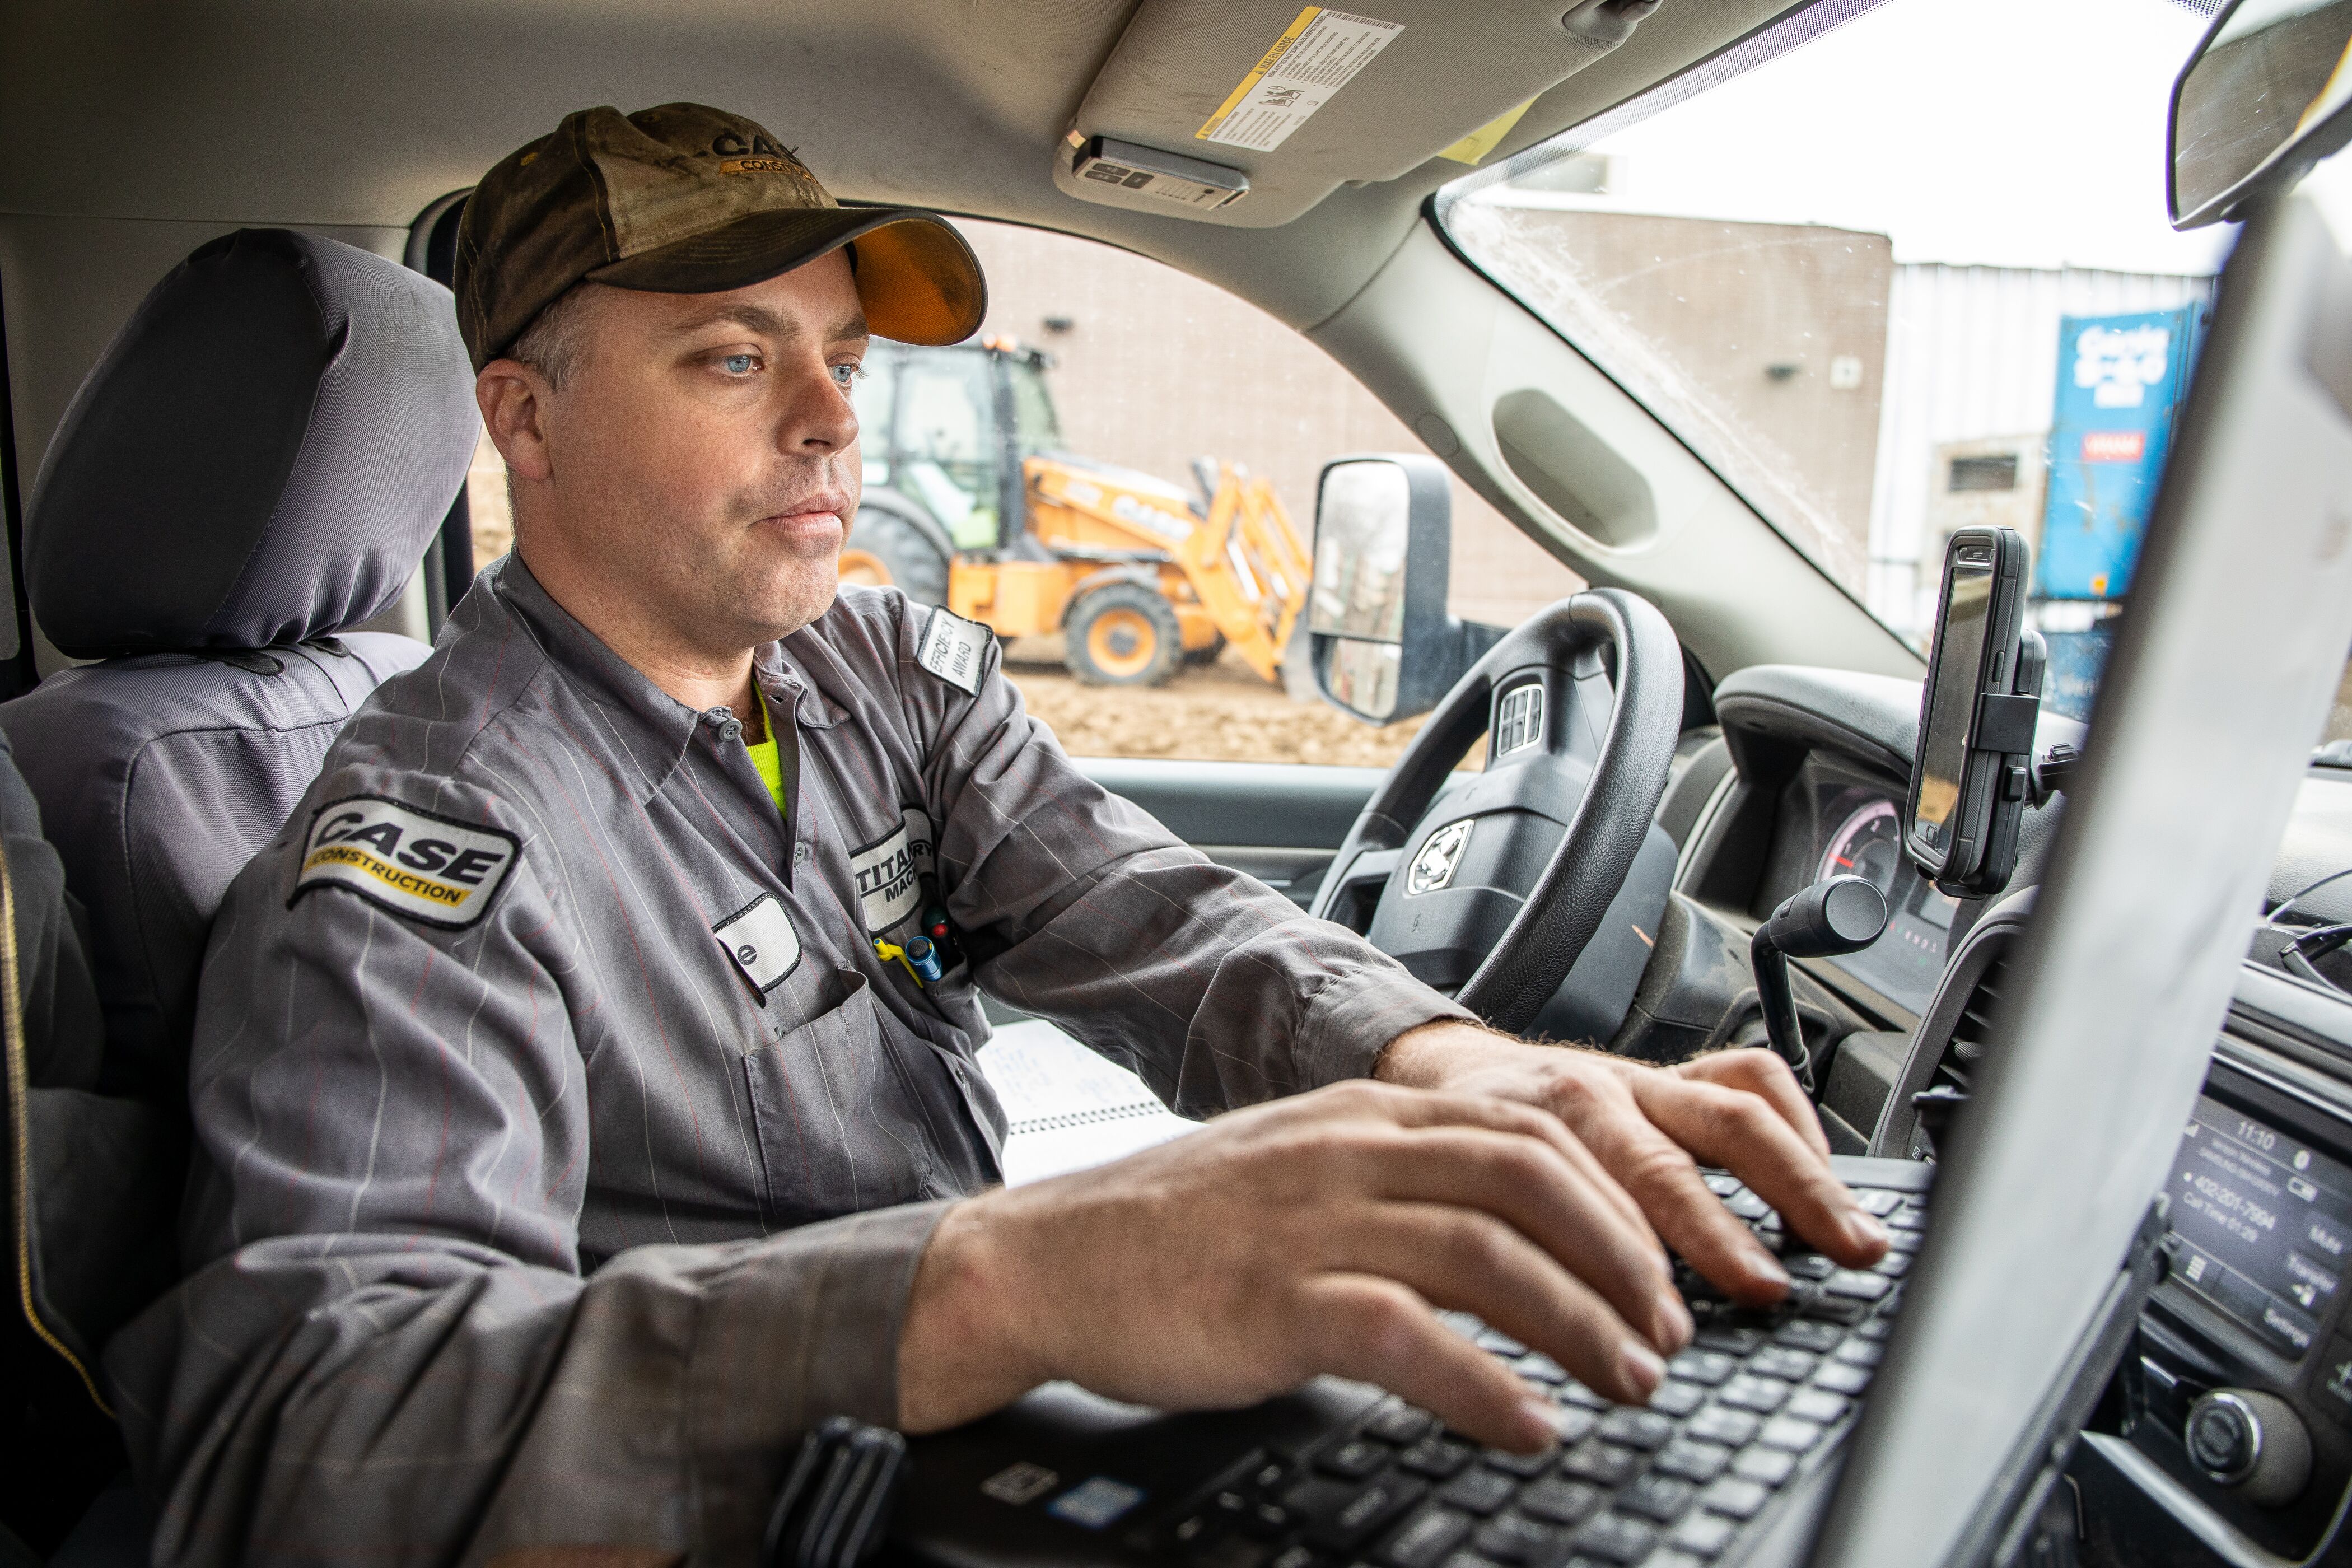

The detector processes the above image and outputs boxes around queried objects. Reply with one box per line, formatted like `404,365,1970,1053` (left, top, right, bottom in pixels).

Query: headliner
0,0,1810,330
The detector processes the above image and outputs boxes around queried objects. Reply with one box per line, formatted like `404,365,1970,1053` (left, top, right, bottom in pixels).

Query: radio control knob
2185,1389,2311,1506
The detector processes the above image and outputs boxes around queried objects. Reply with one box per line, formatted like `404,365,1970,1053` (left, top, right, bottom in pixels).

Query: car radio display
2167,1095,2352,1358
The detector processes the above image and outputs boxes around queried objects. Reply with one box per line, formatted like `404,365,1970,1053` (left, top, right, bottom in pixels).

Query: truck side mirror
1308,454,1499,725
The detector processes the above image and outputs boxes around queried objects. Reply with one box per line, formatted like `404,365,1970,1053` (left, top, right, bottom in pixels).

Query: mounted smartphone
1907,527,2033,895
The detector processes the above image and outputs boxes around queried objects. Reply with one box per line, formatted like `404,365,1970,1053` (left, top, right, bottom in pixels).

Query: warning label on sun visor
1196,7,1403,153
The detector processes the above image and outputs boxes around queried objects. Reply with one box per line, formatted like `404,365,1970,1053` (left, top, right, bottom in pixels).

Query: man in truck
110,102,1886,1563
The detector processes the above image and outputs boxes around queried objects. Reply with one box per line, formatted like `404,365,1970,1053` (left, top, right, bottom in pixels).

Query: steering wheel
1309,589,1685,1035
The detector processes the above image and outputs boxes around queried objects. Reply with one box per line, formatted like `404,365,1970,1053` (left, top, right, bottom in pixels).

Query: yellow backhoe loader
839,340,1310,686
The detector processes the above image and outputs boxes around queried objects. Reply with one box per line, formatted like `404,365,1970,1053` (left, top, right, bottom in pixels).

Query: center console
2124,1053,2352,1557
2047,965,2352,1565
1874,907,2352,1564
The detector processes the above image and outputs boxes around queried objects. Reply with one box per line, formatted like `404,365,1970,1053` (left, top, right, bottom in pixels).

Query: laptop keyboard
1156,1177,1927,1568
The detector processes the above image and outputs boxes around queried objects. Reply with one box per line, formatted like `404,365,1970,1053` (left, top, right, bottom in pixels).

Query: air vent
1942,945,2010,1088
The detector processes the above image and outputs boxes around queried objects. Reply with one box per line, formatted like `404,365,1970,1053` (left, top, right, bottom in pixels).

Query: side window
459,219,1588,766
906,218,1581,767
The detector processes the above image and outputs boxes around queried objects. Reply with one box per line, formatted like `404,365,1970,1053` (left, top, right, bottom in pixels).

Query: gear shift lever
1749,875,1889,1094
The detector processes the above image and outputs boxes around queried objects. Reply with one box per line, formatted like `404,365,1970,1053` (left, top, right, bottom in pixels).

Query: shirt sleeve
900,608,1472,1118
105,765,949,1566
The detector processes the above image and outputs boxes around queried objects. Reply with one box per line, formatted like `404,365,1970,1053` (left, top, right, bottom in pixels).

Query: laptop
886,176,2352,1568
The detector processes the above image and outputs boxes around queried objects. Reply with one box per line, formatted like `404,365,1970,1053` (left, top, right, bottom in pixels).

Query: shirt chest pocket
740,968,979,1228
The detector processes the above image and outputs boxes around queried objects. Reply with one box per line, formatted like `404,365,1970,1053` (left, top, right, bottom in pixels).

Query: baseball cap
454,102,987,372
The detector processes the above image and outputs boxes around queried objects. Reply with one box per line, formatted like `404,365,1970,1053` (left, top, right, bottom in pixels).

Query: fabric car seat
0,227,476,1557
2,226,476,1100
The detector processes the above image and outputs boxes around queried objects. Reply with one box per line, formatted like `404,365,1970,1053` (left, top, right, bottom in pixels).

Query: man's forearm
898,1196,1053,1432
114,1206,949,1565
1372,1016,1526,1087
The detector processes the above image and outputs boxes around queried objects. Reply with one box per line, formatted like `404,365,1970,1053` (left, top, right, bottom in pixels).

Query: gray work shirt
108,555,1466,1566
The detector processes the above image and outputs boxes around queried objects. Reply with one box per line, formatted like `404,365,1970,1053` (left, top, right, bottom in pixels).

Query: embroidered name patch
916,608,992,696
850,808,935,934
713,893,802,993
292,795,519,929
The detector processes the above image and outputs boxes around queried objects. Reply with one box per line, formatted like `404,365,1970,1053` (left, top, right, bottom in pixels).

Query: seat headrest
25,228,477,659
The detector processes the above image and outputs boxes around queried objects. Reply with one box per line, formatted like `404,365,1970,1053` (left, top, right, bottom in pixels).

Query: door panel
1077,739,1715,909
1074,758,1387,909
1076,758,1385,847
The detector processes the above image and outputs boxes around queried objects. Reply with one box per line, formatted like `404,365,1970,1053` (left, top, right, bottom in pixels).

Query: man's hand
898,1081,1693,1450
1374,1023,1888,1303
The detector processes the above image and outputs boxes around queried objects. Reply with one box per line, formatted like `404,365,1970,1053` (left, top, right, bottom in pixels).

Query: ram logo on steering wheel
1406,819,1474,896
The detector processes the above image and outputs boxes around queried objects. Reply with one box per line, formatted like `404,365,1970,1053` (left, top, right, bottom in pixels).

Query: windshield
1437,0,2230,693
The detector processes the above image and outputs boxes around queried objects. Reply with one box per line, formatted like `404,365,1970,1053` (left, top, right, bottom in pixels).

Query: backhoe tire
839,508,949,606
1183,632,1227,667
1065,584,1184,687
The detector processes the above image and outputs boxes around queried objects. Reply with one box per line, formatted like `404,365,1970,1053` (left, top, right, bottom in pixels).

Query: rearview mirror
2170,0,2352,228
1309,454,1501,724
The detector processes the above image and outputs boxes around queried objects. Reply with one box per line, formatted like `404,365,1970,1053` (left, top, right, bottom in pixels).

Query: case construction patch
292,795,520,929
917,608,992,696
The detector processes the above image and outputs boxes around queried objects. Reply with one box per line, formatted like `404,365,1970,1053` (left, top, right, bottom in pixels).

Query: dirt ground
1001,637,1473,769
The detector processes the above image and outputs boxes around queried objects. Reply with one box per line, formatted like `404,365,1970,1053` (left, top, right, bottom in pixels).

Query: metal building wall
1865,262,2216,637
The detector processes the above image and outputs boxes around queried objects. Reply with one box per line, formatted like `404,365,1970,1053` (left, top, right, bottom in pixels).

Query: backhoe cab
839,340,1309,687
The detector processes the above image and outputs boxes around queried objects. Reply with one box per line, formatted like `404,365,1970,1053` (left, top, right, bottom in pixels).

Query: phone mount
1952,629,2043,898
1906,525,2083,900
1923,627,2089,895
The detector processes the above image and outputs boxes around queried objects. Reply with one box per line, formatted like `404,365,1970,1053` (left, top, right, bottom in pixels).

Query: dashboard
1748,761,1962,1018
1674,663,2352,1565
2109,990,2352,1563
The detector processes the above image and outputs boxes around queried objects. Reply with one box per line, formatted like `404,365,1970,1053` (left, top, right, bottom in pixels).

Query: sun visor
1054,0,1656,228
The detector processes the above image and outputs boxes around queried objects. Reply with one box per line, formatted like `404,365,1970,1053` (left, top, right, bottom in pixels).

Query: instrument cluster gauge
1818,797,1903,899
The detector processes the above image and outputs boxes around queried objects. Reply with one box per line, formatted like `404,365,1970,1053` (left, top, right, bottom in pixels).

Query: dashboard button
2188,1396,2254,1478
2186,1389,2312,1507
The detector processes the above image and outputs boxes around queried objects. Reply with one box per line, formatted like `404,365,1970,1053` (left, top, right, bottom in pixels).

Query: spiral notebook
976,1019,1200,1186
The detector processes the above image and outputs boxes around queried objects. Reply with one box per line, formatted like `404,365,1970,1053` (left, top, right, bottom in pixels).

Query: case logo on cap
292,795,520,930
916,608,992,696
714,892,802,993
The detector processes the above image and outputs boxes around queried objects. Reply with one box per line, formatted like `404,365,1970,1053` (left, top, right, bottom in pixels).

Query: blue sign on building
2035,304,2206,601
